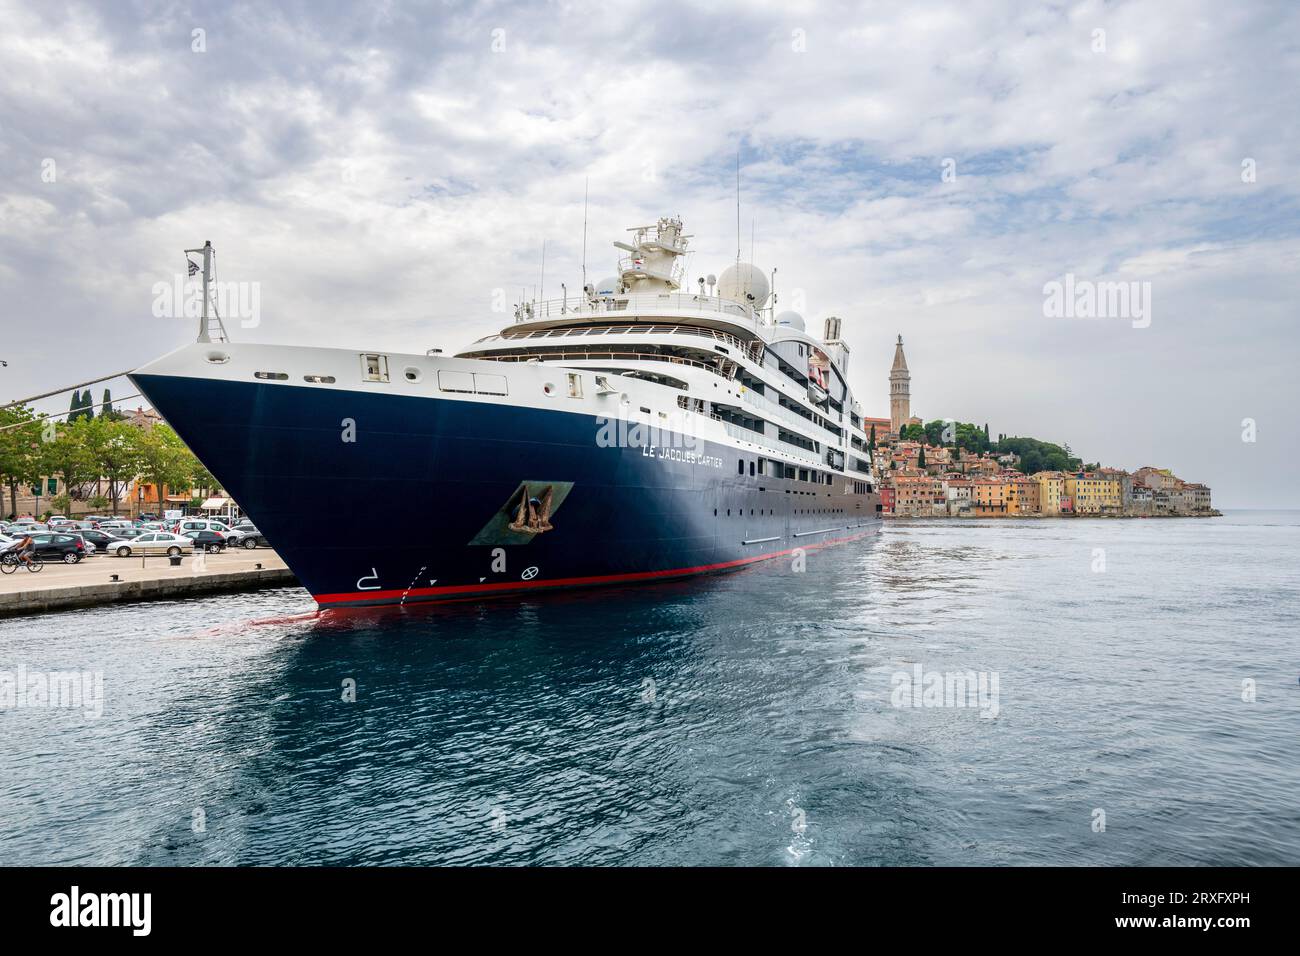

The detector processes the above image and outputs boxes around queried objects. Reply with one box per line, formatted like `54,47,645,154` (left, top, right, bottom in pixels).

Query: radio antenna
539,239,547,304
581,178,589,294
735,149,741,267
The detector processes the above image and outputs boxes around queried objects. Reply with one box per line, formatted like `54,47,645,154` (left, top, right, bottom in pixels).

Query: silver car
111,532,195,557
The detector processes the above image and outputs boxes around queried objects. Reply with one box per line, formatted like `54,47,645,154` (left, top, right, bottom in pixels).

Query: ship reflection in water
1,512,1296,866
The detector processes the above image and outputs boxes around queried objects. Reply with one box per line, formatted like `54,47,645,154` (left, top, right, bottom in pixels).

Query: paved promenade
0,549,300,616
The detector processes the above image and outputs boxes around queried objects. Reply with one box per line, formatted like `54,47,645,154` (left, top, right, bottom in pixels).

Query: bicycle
0,551,43,573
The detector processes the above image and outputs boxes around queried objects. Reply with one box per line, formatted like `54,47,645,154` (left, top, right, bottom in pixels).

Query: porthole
404,367,423,383
254,371,288,381
543,382,557,396
304,374,336,384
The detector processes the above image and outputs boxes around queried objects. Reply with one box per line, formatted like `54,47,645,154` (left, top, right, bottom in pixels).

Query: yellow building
972,478,1007,515
1034,472,1065,515
1010,477,1040,515
1064,472,1123,514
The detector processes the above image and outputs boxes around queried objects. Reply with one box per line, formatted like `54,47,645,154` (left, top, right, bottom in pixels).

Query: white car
173,518,248,544
111,532,195,557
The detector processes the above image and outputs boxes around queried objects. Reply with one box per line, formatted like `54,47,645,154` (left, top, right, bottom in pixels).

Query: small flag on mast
187,258,201,276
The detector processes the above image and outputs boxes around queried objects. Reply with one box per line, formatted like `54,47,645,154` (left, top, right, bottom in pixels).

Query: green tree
101,388,117,420
918,445,927,469
80,417,144,515
995,436,1082,474
868,424,876,451
0,406,45,518
191,461,219,500
44,419,99,512
136,424,199,518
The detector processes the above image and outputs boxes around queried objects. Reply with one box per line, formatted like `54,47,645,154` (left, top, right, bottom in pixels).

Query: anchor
508,485,555,535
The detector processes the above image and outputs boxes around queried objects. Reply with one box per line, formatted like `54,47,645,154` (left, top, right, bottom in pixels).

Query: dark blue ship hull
132,374,881,608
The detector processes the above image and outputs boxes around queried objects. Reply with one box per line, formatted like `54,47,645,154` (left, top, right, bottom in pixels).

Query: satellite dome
717,263,770,308
775,310,806,332
593,276,621,296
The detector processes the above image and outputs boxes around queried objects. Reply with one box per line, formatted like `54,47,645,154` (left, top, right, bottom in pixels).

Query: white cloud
0,0,1297,505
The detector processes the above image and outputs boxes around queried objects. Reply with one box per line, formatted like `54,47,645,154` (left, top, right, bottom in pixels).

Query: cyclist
14,535,37,564
9,534,37,569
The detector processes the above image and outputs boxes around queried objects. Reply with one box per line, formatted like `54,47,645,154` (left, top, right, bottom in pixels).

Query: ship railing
471,350,733,381
735,387,845,450
616,256,685,285
513,292,755,324
719,421,822,468
495,323,752,352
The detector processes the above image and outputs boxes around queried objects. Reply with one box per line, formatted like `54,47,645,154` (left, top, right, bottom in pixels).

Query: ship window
749,461,755,476
254,371,288,381
403,367,423,383
303,374,336,384
361,353,390,383
738,459,744,475
567,373,583,398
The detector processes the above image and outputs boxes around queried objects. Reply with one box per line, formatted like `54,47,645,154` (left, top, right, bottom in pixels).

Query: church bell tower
889,335,911,435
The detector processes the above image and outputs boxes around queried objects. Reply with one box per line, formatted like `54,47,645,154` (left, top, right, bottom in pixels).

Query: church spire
889,334,911,435
891,334,908,372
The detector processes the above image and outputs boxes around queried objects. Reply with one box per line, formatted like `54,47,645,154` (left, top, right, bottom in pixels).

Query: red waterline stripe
312,528,873,605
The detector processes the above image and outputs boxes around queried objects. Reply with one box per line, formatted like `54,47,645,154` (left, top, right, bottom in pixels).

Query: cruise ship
130,217,882,608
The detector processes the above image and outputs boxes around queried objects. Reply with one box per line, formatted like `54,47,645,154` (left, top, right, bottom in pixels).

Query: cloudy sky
2,0,1296,506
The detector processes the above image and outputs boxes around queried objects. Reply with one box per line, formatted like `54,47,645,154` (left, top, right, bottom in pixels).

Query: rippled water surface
2,512,1297,865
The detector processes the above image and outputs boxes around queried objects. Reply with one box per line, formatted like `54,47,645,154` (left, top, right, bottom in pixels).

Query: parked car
76,529,126,553
111,532,194,557
47,514,70,524
110,528,149,540
182,529,228,553
173,518,253,546
173,518,232,535
25,532,88,564
229,521,267,549
137,512,159,522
